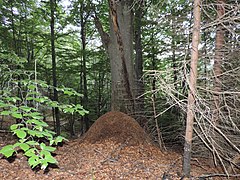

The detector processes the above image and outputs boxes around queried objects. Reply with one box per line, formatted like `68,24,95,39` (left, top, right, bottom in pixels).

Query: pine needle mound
83,111,151,145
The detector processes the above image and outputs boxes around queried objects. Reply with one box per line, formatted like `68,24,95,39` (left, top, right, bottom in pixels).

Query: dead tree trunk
183,0,201,177
212,0,225,124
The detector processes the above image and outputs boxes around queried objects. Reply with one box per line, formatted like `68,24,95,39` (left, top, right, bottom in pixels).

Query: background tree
134,1,145,128
50,0,60,135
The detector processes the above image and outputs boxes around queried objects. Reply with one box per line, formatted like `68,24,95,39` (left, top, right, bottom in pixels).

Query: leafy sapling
0,80,88,170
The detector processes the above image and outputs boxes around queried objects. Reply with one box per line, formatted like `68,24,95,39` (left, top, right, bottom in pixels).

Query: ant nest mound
83,111,151,146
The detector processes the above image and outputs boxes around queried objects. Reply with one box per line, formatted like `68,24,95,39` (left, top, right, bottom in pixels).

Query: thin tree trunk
50,0,60,136
212,0,225,124
151,29,156,104
134,3,145,127
202,32,208,88
97,72,104,117
80,16,90,131
170,15,178,92
10,2,17,53
10,2,22,123
171,17,180,119
69,116,75,137
78,2,91,132
183,0,201,177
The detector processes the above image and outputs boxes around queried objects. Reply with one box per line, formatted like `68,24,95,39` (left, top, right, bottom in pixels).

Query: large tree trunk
50,0,60,135
94,0,135,114
183,0,201,177
108,0,135,114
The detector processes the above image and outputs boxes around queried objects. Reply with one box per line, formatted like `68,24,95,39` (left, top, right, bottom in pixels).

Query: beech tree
94,0,136,114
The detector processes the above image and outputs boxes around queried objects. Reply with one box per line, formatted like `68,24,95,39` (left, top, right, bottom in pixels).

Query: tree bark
212,0,225,124
80,4,90,131
50,0,60,136
183,0,201,177
94,0,135,114
171,17,178,93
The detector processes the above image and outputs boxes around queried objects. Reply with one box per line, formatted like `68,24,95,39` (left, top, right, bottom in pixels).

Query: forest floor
0,111,225,180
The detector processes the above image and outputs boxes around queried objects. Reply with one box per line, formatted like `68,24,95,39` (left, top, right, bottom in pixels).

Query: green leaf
10,106,18,112
39,81,49,88
32,115,43,120
26,141,39,146
74,92,83,97
26,97,34,101
28,84,36,90
44,145,56,152
27,129,36,136
34,97,46,103
19,143,30,151
25,148,36,157
28,155,39,168
45,129,56,135
54,136,68,144
6,97,21,103
31,120,48,127
24,112,43,120
48,101,59,108
20,127,29,131
34,125,43,132
56,87,62,92
49,140,54,146
45,154,57,164
12,112,23,119
15,129,27,139
63,107,74,114
40,143,46,150
40,143,55,152
63,90,74,96
1,111,11,115
0,145,15,158
28,91,40,96
79,110,89,116
42,131,53,138
10,124,18,131
13,142,21,148
0,102,9,108
35,131,44,138
40,150,51,157
19,106,33,112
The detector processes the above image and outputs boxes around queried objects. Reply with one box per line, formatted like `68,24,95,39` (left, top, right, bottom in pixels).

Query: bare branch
92,14,110,51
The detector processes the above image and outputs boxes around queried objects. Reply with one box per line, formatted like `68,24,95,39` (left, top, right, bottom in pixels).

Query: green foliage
0,76,88,170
